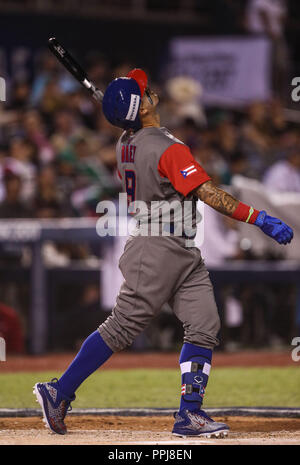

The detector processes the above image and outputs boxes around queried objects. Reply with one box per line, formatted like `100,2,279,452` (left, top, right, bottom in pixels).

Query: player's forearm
195,181,239,216
195,181,259,223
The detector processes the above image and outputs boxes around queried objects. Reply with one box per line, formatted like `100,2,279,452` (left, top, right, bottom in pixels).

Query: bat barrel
48,37,104,102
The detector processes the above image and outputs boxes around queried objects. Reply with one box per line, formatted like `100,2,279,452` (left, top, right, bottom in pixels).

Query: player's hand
254,211,294,245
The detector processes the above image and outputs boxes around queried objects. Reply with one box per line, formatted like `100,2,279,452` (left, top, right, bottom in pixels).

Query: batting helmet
102,68,148,130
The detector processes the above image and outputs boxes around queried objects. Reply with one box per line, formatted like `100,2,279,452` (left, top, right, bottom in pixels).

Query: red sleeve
117,169,122,180
158,143,211,197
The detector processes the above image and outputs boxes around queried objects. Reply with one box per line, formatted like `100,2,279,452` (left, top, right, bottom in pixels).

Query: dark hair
229,151,246,163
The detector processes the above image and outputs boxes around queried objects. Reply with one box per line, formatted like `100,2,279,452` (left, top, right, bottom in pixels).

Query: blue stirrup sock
58,331,113,398
179,342,212,413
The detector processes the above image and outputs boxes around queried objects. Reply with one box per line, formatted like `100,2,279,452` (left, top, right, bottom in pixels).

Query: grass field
1,367,300,409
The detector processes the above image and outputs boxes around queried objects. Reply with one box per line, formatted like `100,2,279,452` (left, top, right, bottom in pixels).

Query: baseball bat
48,37,104,102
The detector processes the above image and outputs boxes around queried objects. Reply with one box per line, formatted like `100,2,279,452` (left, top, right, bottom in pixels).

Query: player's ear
139,105,148,117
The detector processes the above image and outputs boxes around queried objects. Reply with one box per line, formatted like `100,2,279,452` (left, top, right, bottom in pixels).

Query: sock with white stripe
179,343,212,413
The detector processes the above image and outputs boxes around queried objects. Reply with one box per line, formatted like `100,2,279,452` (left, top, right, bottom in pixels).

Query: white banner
167,36,272,106
0,77,5,102
0,337,6,362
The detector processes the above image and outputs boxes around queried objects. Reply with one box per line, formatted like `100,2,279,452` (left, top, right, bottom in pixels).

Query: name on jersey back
121,145,136,163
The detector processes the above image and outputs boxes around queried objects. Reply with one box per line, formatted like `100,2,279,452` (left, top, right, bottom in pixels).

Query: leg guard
180,356,211,403
179,343,212,411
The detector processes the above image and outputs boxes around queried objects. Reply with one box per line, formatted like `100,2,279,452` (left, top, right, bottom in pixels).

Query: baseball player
34,69,293,437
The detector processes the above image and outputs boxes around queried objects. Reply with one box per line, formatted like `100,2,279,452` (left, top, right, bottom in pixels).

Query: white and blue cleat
33,378,75,435
172,409,229,438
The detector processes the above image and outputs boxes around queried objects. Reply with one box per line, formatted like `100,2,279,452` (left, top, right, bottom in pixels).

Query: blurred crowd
0,52,125,220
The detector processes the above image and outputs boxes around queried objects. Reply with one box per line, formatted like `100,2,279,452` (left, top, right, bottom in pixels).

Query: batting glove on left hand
254,211,294,245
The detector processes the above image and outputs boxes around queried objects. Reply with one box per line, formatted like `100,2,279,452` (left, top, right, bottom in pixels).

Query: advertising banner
167,36,272,106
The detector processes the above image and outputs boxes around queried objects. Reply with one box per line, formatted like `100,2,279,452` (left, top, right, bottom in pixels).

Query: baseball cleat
172,409,229,438
33,378,75,435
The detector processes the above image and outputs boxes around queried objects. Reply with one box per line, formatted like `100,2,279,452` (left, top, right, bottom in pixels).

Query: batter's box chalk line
0,407,300,418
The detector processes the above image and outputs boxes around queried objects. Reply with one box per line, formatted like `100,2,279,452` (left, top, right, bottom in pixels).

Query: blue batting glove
254,211,294,245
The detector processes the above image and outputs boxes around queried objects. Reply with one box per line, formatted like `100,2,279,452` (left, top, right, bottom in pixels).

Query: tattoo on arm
195,181,239,216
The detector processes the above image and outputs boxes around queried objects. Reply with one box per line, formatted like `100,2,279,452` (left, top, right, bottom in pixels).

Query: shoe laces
194,409,213,422
50,377,75,412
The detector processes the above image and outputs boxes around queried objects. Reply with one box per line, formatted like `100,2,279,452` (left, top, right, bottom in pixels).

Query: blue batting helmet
102,69,148,131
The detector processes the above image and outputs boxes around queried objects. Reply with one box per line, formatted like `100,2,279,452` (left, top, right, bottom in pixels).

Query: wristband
231,202,260,224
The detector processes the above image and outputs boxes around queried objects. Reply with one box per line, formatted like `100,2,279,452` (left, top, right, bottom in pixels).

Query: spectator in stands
34,164,73,217
246,0,287,39
65,89,98,131
30,51,78,106
223,151,250,185
245,0,289,100
0,169,32,218
263,145,300,192
50,109,80,155
94,111,122,147
39,78,65,119
241,101,274,177
60,135,120,215
55,151,77,204
268,98,288,136
163,76,206,130
7,80,31,111
98,143,120,187
22,109,55,165
7,136,37,202
86,51,111,91
213,113,241,161
192,139,229,185
276,125,300,154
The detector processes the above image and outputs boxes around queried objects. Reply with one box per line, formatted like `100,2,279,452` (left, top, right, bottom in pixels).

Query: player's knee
184,309,221,349
98,322,136,352
98,312,149,352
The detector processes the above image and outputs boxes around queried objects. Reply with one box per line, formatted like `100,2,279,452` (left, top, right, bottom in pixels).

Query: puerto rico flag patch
180,164,197,179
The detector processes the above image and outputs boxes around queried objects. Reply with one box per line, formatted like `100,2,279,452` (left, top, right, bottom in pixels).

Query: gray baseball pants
98,235,220,352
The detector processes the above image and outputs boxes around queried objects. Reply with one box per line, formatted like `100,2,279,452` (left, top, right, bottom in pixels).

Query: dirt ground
0,415,300,445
